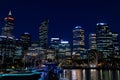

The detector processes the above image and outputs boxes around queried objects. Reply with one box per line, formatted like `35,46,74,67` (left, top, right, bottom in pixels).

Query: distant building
96,23,113,58
2,11,14,37
50,38,60,50
14,39,23,57
112,33,119,55
31,41,39,47
89,33,97,50
0,36,15,64
58,40,71,60
73,26,85,59
27,44,41,62
20,32,31,54
0,11,16,64
39,18,49,49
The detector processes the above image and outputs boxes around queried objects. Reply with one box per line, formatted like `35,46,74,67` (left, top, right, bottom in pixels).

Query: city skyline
0,0,120,47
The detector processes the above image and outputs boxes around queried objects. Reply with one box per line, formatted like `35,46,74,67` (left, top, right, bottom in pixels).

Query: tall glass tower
39,18,49,49
89,33,97,50
2,11,14,37
112,33,119,55
96,23,113,58
20,32,31,51
59,40,71,60
73,26,85,58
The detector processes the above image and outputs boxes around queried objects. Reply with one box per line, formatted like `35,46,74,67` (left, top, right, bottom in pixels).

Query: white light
0,36,7,38
24,32,30,34
61,41,69,44
9,37,14,39
90,64,96,67
96,23,107,26
51,38,59,41
75,26,82,29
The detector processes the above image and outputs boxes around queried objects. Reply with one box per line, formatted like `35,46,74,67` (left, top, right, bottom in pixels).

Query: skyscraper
59,40,71,60
20,32,31,50
50,38,60,50
0,11,15,65
73,26,85,59
112,33,119,55
96,23,113,58
89,33,97,50
39,18,49,49
2,11,14,37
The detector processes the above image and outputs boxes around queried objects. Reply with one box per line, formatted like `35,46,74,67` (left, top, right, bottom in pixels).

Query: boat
0,68,43,80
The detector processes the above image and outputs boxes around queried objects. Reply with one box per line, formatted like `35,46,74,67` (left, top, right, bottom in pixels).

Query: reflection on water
60,69,120,80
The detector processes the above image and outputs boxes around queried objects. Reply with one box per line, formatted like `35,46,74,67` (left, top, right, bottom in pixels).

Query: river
59,69,120,80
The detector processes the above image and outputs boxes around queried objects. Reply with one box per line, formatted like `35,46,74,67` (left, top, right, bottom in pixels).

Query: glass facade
2,11,14,37
112,33,119,55
50,38,60,50
20,32,31,50
0,36,15,64
39,18,49,49
96,23,113,58
58,40,71,60
73,26,85,58
89,33,97,50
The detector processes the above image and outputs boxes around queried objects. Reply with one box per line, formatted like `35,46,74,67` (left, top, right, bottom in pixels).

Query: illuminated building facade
112,33,119,55
20,32,31,55
0,11,16,65
2,11,14,37
58,40,71,60
0,36,15,64
89,33,97,50
96,23,113,58
73,26,85,59
50,38,60,50
39,18,49,49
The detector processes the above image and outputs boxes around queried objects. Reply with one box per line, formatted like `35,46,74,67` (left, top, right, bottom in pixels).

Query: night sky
0,0,120,48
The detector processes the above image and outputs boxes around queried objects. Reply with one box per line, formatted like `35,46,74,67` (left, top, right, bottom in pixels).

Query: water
59,69,120,80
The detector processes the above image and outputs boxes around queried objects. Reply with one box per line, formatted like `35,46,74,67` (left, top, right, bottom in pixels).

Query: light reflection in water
90,69,98,80
117,71,120,80
71,69,81,80
61,69,120,80
100,70,103,80
82,69,86,80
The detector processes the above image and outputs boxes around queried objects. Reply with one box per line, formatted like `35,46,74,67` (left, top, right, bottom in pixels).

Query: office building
89,33,97,50
39,18,49,49
2,11,14,37
96,23,113,58
20,32,31,54
112,33,119,55
73,26,85,59
58,40,71,60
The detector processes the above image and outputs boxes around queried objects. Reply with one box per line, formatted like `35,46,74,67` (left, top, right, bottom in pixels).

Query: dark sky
0,0,120,48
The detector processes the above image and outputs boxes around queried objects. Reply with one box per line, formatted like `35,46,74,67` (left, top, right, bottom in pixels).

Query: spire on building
8,10,12,16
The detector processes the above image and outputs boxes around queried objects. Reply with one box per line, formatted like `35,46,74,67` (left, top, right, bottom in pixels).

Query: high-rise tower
96,23,113,58
39,18,49,49
89,33,97,50
2,10,14,37
73,26,85,58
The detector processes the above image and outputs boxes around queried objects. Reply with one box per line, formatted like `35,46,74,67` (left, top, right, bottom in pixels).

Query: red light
4,17,14,20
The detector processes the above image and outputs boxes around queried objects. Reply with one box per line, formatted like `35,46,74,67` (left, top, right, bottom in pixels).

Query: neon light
4,17,14,20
